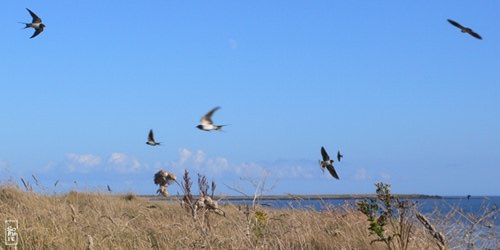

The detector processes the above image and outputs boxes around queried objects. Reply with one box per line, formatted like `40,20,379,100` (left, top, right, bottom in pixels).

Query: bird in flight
447,19,482,40
337,150,343,162
22,8,45,39
197,107,227,131
146,129,161,146
320,147,339,179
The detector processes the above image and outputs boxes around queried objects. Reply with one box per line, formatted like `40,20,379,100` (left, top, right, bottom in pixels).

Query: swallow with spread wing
22,8,45,39
146,129,161,146
447,19,482,40
197,107,227,131
320,147,339,179
337,150,343,162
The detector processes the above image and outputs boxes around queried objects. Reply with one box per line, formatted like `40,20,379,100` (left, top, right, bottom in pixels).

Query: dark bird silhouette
319,147,339,179
146,129,161,146
447,19,482,40
467,195,471,200
197,107,226,131
107,185,112,192
337,150,343,162
22,8,45,39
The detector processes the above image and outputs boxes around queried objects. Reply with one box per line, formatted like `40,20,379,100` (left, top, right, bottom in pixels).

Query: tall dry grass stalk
20,177,32,192
416,212,447,250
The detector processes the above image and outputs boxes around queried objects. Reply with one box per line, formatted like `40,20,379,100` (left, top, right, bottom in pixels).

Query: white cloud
65,153,101,173
167,148,231,177
162,149,316,181
206,157,230,175
164,148,194,170
40,161,57,173
233,159,316,180
66,154,101,166
354,167,371,180
179,148,192,165
233,162,268,179
106,153,145,173
108,153,128,165
275,165,314,179
194,150,206,166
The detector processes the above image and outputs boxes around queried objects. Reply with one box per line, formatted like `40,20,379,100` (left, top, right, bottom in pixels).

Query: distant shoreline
141,194,445,201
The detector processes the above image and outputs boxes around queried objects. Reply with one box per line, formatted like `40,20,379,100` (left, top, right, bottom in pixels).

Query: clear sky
1,1,499,196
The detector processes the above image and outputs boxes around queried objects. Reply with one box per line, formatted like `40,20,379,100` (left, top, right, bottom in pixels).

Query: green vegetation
358,183,417,250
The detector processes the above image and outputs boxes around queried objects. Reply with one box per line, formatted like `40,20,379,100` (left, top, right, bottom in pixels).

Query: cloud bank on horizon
1,148,398,195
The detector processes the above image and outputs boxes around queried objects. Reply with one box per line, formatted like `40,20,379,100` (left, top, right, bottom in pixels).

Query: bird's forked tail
216,124,230,132
19,22,31,29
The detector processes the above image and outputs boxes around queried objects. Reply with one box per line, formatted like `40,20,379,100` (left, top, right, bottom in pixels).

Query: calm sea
225,196,499,225
226,196,497,210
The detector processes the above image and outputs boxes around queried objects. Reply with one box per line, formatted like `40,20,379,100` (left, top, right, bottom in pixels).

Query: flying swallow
320,147,339,179
146,129,161,146
447,19,482,40
337,150,343,162
107,185,112,192
22,8,45,39
197,107,227,131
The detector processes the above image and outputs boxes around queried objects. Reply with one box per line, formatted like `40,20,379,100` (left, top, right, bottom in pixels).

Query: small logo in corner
4,219,18,246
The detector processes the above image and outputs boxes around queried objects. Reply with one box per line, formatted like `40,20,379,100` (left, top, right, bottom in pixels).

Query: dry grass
0,185,496,249
416,212,447,250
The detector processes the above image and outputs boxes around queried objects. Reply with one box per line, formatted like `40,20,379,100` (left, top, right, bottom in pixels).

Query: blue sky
0,1,499,196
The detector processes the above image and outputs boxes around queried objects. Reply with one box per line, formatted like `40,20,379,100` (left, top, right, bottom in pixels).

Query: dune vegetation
0,173,497,249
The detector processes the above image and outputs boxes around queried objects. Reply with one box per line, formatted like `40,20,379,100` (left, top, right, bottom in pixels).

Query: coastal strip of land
140,193,442,201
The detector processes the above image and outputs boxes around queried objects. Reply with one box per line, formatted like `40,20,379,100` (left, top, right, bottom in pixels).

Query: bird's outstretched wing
468,30,482,40
447,19,464,30
26,8,42,23
326,165,339,179
148,129,155,142
30,28,43,39
321,147,330,161
201,107,220,125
